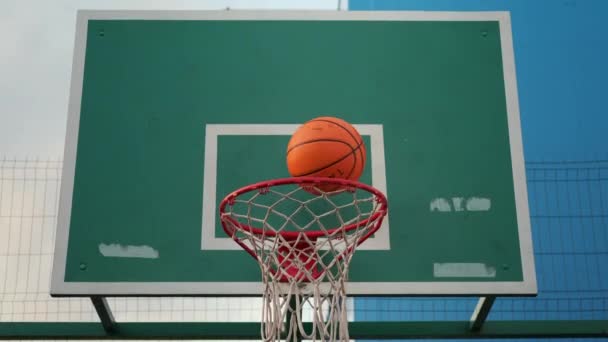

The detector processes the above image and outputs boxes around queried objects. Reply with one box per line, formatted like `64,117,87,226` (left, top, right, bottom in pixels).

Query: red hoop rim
219,176,388,241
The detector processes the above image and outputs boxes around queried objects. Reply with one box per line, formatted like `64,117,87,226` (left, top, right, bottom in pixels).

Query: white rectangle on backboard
201,124,390,251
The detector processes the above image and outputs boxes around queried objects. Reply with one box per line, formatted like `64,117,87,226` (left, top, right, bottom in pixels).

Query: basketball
286,116,366,190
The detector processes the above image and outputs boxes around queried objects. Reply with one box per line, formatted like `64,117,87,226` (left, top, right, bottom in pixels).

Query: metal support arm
470,296,496,331
90,296,116,333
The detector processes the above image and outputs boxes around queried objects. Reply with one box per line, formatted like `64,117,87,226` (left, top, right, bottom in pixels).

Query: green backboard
51,10,536,296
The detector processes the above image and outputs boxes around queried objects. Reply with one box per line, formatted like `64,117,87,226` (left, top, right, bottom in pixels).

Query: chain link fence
1,157,606,340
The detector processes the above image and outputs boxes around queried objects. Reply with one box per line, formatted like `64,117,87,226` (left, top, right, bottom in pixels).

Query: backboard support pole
90,297,116,333
469,296,496,331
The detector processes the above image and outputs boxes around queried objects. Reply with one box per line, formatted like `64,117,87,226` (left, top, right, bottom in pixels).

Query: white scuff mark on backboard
451,197,465,212
98,243,159,259
466,197,492,211
433,263,496,278
430,197,492,213
430,198,452,212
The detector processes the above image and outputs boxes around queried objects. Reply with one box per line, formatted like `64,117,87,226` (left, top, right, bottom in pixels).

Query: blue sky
0,0,343,157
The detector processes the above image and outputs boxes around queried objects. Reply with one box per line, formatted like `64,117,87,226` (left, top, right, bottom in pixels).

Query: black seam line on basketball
343,139,363,179
291,141,363,178
308,118,363,179
308,118,365,168
286,138,353,155
288,138,357,178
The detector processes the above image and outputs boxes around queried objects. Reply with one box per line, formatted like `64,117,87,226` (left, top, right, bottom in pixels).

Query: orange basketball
286,116,366,191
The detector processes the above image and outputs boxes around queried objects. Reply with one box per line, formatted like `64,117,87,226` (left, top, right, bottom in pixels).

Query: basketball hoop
219,177,388,341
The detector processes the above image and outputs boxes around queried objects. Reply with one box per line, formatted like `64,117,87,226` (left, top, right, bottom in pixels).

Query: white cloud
0,0,344,157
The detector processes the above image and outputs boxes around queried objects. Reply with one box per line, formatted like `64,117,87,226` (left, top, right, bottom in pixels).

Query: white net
220,178,387,342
